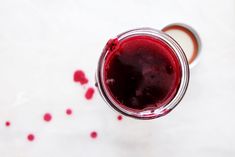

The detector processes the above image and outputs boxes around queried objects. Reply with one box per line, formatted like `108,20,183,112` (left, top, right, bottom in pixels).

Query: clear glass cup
96,28,190,119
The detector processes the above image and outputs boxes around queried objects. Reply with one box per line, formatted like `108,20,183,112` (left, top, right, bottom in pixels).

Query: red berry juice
103,35,182,110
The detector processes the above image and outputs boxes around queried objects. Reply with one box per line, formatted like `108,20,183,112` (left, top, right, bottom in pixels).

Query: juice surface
104,35,181,110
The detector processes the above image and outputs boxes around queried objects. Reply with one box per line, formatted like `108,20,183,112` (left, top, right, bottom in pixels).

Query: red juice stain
5,121,11,127
27,134,35,142
43,113,52,122
90,131,98,139
85,87,95,100
73,70,88,85
117,115,123,121
66,108,72,115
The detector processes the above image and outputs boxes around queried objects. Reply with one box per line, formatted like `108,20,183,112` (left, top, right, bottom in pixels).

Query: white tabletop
0,0,235,156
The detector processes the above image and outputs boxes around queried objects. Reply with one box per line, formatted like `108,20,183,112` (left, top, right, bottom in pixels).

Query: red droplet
66,108,72,115
43,113,52,122
74,70,88,85
27,134,35,142
90,131,98,139
117,115,123,121
5,121,11,127
85,87,95,100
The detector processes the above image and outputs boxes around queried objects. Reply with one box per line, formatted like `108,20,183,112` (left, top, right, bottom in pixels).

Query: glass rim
96,27,190,120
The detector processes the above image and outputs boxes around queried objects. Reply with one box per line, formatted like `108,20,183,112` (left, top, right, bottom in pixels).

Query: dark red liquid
104,35,181,110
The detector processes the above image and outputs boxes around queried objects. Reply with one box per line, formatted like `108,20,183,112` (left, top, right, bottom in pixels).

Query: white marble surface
0,0,235,156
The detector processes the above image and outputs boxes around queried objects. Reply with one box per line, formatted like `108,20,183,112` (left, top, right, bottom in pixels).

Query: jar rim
96,28,190,120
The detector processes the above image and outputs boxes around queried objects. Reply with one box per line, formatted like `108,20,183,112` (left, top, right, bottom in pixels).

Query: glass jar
96,28,190,119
